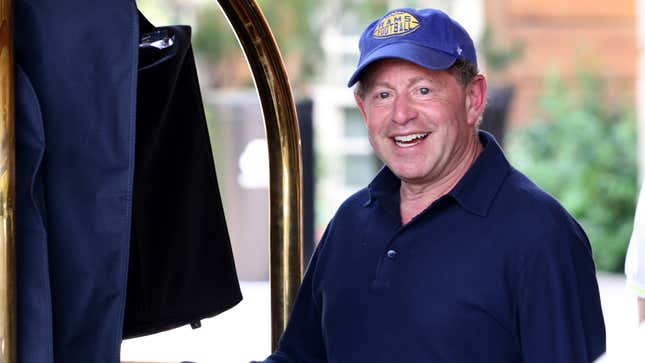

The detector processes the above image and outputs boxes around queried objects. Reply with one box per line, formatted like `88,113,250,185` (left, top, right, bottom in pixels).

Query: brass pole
216,0,303,350
0,0,14,361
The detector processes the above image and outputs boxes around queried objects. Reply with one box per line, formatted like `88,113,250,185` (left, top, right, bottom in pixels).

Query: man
626,186,645,322
255,8,605,362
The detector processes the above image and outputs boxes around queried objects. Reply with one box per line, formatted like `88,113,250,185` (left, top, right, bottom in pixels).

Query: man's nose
392,94,417,125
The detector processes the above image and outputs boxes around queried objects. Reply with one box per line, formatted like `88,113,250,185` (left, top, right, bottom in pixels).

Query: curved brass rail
216,0,303,350
0,0,14,361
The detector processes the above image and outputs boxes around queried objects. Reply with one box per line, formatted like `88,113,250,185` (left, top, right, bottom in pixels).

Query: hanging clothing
124,13,242,339
15,1,241,362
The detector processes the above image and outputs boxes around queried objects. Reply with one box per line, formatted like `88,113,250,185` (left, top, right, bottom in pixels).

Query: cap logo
373,11,420,38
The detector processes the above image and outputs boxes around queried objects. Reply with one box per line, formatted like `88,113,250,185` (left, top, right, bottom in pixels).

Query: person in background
626,186,645,322
253,7,606,362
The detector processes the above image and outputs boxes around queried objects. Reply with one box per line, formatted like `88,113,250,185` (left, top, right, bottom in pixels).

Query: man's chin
391,168,433,185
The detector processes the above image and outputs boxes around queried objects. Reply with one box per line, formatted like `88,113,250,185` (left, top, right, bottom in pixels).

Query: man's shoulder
315,187,372,256
501,167,569,215
334,187,371,217
321,187,375,241
498,167,587,242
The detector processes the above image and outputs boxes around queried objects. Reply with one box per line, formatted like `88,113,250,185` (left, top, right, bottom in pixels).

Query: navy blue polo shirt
256,131,606,363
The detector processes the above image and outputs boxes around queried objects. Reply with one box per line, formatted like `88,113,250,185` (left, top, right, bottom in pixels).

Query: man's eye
419,87,430,95
378,92,390,99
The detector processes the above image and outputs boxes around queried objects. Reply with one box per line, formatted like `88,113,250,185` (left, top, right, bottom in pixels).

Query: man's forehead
361,58,449,86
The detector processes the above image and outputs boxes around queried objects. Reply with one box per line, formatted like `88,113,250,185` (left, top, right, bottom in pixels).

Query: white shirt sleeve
626,186,645,298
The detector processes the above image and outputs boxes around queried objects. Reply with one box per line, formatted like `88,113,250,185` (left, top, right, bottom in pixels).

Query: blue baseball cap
347,8,477,87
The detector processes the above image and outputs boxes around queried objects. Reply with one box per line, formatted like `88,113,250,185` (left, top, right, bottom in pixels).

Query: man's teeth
394,133,428,146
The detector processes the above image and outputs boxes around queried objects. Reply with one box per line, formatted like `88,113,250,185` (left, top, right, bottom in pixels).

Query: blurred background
121,0,645,361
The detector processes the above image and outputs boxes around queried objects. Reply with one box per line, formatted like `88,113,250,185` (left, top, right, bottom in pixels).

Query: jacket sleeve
250,224,331,363
517,219,606,363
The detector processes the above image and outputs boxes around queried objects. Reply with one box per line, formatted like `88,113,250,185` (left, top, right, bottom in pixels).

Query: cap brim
347,42,457,87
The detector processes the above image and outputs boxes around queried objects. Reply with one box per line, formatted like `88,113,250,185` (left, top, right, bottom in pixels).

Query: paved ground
120,274,645,363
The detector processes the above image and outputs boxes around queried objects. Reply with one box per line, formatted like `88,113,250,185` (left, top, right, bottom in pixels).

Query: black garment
124,13,242,339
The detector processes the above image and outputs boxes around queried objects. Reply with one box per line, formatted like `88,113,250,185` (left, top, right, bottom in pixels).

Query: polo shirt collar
366,130,510,216
365,166,400,207
448,130,510,216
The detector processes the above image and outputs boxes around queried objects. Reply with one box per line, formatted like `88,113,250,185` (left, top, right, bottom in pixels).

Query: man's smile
393,132,429,147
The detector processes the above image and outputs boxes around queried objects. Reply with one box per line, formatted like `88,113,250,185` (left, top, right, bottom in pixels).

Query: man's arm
250,225,331,363
638,297,645,323
517,223,606,363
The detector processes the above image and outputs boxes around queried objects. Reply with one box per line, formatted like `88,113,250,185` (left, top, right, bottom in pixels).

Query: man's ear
354,91,369,124
465,74,487,126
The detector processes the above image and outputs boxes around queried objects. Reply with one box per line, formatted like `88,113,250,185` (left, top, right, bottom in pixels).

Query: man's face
355,58,484,187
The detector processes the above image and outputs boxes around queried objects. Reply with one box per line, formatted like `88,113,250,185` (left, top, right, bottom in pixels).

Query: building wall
485,0,637,126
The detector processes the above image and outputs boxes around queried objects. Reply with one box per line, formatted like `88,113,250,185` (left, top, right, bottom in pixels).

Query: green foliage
507,70,638,272
478,27,523,74
192,4,240,59
257,0,314,45
191,1,389,86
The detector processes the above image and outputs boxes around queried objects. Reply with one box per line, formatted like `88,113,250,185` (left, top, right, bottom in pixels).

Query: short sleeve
250,222,332,363
625,186,645,297
517,221,606,363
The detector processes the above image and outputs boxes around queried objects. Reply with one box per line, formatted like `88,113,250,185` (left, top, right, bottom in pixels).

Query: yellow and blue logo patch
373,11,420,38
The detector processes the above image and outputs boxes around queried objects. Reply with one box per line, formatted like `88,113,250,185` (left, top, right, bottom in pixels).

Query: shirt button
386,250,397,259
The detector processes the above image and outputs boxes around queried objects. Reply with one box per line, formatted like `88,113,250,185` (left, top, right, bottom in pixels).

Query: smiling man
254,8,605,363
